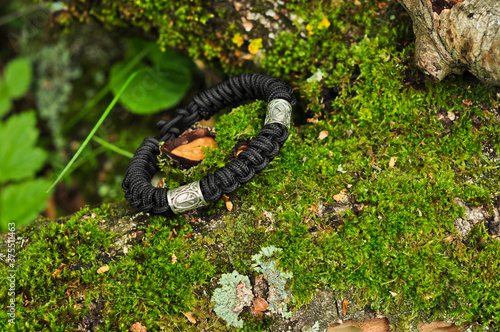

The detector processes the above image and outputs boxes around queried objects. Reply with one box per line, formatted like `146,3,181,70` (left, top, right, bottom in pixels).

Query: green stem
47,72,139,193
92,135,134,159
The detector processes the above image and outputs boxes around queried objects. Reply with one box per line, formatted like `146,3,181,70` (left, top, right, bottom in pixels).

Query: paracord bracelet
122,73,296,216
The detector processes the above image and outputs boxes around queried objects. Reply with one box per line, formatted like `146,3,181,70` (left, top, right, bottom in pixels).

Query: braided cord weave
122,73,296,215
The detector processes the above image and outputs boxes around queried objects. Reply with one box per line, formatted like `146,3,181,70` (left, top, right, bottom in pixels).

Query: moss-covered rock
1,0,499,331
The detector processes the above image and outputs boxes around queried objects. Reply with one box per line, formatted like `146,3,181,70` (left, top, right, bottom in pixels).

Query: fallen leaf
307,115,319,123
221,195,229,202
253,297,269,312
463,99,472,106
318,130,328,140
171,253,177,264
389,291,397,297
130,322,147,332
388,156,397,168
250,305,263,317
226,201,233,211
181,312,196,324
334,189,348,203
170,137,217,161
342,299,348,315
97,265,109,274
447,111,456,121
442,236,454,242
251,297,269,316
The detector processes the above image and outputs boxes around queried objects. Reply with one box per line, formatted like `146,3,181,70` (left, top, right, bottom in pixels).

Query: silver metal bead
167,181,208,214
264,99,292,130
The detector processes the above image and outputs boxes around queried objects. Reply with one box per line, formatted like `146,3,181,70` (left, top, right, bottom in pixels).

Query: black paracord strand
122,73,296,216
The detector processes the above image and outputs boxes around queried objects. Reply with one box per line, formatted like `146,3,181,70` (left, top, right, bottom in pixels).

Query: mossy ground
1,0,500,331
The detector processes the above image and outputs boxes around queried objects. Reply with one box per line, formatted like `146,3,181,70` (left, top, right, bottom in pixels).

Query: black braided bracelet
122,73,296,216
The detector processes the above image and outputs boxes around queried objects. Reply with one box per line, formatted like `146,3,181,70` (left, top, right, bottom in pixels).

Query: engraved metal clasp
167,181,208,214
264,99,292,130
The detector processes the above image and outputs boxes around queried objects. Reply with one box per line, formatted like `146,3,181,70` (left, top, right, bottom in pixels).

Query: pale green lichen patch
212,270,253,328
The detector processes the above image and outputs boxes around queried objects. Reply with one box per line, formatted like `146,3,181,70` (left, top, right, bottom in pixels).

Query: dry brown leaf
251,297,269,316
97,265,109,274
442,236,454,242
226,201,234,211
388,156,397,168
181,312,197,324
130,322,147,332
342,299,348,315
307,115,319,123
170,137,217,161
253,297,269,312
250,306,263,317
318,130,329,140
171,253,177,264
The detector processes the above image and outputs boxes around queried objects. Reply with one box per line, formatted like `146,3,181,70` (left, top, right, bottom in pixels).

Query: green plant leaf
0,111,47,184
0,80,12,117
109,40,192,114
0,178,51,230
4,57,32,99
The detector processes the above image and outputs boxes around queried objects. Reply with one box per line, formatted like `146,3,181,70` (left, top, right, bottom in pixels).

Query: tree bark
398,0,500,86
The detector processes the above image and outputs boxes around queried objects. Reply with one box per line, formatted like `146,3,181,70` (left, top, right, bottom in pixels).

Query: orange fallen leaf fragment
130,322,147,332
170,137,217,162
235,145,248,157
226,201,234,211
171,253,177,264
342,299,348,315
97,265,109,274
251,297,269,316
181,312,197,324
463,99,472,106
318,130,329,140
253,297,269,312
251,306,263,317
442,236,454,242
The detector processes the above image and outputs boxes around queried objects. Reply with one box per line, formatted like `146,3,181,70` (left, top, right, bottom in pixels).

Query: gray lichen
251,246,293,318
211,270,253,328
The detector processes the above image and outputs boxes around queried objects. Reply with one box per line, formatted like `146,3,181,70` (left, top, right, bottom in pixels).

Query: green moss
8,0,500,329
0,206,215,331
